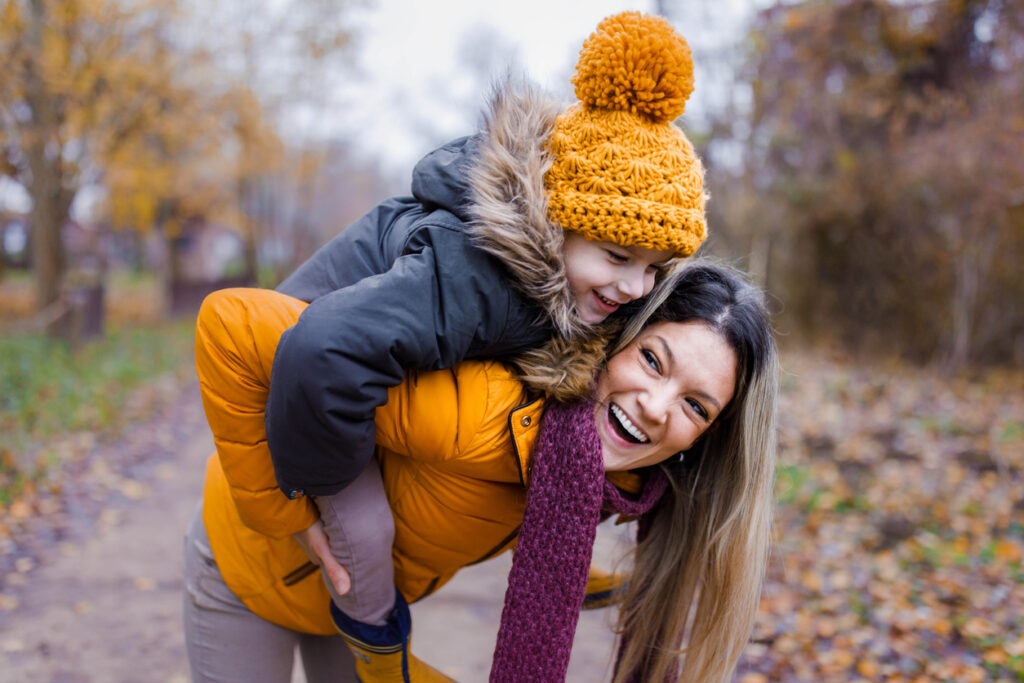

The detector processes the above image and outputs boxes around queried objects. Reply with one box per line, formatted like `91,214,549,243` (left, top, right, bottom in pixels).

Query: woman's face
594,320,738,472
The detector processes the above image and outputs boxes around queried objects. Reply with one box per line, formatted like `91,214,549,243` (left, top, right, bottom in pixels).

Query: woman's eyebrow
655,335,675,367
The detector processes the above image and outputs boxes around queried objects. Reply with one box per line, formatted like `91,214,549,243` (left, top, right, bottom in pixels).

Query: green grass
1002,421,1024,443
775,463,809,505
0,320,195,474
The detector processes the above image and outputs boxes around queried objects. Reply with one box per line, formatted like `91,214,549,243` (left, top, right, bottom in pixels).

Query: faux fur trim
505,329,613,403
465,77,618,401
464,77,589,342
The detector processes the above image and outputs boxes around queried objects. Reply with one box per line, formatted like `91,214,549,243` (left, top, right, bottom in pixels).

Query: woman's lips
608,402,650,444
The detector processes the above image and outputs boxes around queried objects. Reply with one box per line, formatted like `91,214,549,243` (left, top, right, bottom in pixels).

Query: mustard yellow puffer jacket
195,288,545,635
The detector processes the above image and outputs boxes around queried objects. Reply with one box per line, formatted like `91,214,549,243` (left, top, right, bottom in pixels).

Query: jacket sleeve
266,223,520,497
194,288,318,538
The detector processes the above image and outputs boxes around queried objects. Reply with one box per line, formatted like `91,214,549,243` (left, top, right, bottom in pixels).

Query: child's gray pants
314,456,397,626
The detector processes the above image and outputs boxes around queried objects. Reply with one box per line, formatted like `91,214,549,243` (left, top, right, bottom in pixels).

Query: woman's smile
608,403,649,443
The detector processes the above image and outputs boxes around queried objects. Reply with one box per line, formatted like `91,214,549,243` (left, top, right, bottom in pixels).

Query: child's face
562,233,674,324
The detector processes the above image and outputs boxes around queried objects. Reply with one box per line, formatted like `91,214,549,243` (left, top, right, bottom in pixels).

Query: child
263,11,706,680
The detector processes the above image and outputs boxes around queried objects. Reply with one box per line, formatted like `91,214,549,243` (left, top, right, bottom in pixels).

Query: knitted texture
545,12,707,256
573,12,693,124
490,399,668,682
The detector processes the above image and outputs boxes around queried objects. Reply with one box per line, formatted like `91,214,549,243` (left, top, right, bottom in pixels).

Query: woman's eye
641,348,660,372
687,398,709,421
606,250,629,264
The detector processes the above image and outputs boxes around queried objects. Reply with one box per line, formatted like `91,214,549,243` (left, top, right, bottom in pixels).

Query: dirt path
0,381,629,682
0,384,211,682
408,521,627,682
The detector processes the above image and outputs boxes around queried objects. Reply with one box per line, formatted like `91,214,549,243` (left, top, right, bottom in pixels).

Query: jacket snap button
520,415,532,427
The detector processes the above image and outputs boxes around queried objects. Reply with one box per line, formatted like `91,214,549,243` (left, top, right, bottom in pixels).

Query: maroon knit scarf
490,399,668,682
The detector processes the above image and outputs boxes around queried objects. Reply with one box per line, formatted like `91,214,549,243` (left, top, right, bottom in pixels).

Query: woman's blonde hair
610,260,779,683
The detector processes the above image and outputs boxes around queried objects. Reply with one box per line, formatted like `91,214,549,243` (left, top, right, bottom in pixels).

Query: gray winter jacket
268,81,589,497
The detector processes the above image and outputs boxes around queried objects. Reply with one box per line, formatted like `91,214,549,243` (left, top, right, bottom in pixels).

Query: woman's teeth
610,404,649,443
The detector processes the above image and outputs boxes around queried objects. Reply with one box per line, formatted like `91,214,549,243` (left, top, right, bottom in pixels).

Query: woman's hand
292,519,352,597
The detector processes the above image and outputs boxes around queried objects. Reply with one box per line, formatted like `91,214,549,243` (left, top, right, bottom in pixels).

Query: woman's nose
637,389,670,424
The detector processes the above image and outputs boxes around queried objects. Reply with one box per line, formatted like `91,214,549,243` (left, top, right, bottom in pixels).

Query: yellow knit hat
546,12,707,256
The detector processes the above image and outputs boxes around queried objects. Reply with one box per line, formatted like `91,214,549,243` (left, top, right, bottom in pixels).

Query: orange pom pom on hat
545,12,707,256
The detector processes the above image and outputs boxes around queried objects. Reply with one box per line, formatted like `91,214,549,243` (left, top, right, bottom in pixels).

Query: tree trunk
166,232,185,316
25,0,66,318
948,241,978,370
947,216,1000,369
29,192,64,311
239,176,260,285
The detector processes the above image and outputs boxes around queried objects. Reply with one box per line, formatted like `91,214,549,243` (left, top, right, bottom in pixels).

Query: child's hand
292,519,352,597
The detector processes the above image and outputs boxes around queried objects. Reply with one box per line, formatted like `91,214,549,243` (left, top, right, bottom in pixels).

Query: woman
185,262,778,683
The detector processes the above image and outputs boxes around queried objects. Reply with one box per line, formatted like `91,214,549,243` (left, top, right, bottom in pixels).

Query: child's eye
647,263,666,274
687,398,709,421
605,250,629,264
641,348,661,373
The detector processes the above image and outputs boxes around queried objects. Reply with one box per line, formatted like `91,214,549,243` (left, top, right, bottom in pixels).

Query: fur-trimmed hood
410,78,584,342
463,79,588,343
412,79,619,402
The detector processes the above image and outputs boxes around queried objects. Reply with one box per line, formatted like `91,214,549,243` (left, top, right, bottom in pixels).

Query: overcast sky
325,0,769,174
0,0,769,214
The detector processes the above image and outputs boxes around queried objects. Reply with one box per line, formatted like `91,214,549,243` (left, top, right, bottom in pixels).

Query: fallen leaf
739,674,768,683
1,638,24,652
119,479,149,500
98,509,123,527
857,659,879,677
995,540,1021,563
5,572,27,586
8,500,31,519
134,577,157,591
801,569,822,593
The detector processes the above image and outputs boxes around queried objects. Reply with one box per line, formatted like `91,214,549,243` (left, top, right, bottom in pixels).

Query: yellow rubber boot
582,565,627,610
345,645,454,683
330,590,455,682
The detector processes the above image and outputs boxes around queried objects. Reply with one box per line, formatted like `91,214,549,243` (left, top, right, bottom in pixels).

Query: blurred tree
184,0,356,285
101,81,254,293
0,0,194,317
711,0,1024,367
0,0,360,321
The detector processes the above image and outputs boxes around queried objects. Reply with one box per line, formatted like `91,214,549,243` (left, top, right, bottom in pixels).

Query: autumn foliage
738,353,1024,681
0,0,352,314
707,0,1024,368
